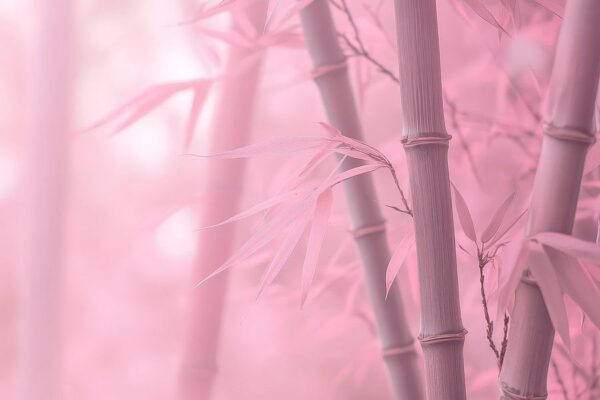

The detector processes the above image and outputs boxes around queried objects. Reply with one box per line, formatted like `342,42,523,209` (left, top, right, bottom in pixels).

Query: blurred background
1,0,597,399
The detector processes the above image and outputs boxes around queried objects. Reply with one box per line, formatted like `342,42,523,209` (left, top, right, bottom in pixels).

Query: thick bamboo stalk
19,1,72,399
499,1,600,399
299,2,424,399
178,5,267,400
392,1,467,399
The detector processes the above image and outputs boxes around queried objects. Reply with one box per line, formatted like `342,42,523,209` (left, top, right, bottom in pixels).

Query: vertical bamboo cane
392,1,467,399
499,1,600,399
178,5,267,400
299,2,423,399
19,1,72,399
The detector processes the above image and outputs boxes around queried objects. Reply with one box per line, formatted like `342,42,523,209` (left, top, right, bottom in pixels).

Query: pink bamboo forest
1,0,600,399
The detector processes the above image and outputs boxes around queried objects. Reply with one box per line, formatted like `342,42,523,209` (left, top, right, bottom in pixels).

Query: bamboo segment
19,1,72,399
178,5,267,400
299,1,424,399
392,0,467,399
499,1,600,399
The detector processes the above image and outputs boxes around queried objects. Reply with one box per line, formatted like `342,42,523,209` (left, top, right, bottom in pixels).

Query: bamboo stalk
499,1,600,399
178,5,267,399
392,0,467,399
299,2,424,399
19,1,73,399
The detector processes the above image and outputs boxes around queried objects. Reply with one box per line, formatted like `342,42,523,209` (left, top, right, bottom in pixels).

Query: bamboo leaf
481,192,516,243
301,188,333,307
463,0,509,36
532,232,600,264
199,189,303,230
451,183,478,243
495,239,530,319
188,136,330,159
529,244,570,350
194,199,313,288
326,163,386,188
547,248,600,330
487,208,528,248
531,0,564,18
386,233,415,297
256,214,310,299
82,80,201,134
584,142,600,175
183,82,212,150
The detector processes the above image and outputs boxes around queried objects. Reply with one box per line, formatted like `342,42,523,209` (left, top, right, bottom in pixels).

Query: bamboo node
501,383,547,400
401,134,452,149
311,60,347,80
381,341,417,358
543,123,596,145
351,222,386,239
418,329,467,345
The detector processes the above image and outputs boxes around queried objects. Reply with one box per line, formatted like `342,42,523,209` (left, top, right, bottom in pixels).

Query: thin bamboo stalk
178,5,267,400
392,0,467,399
499,1,600,398
19,1,73,399
299,1,423,399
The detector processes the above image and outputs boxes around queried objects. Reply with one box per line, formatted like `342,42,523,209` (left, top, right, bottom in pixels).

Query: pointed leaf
188,137,330,159
487,208,528,248
386,233,415,297
301,189,333,306
463,0,509,35
199,189,302,230
183,82,212,150
533,232,600,264
548,248,600,330
194,199,313,288
451,183,478,243
531,0,564,18
481,192,516,243
495,239,530,319
529,244,570,349
256,214,310,299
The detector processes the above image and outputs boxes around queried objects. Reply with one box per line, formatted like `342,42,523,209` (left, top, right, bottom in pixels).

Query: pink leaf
256,214,310,299
181,0,261,24
183,82,212,150
318,122,382,158
463,0,509,36
584,142,600,175
495,239,531,319
487,208,528,248
326,163,386,189
532,232,600,264
82,80,199,134
301,189,333,307
547,248,600,330
451,183,478,243
529,244,570,349
194,199,313,288
386,234,415,297
199,189,303,230
188,136,330,159
481,192,516,243
531,0,564,18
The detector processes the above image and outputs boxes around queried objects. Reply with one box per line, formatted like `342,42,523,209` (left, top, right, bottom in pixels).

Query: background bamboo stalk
392,0,467,399
499,1,600,398
19,1,73,399
299,1,424,399
178,5,267,399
